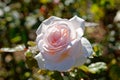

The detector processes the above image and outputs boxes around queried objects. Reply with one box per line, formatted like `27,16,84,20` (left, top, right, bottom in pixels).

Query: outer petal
69,15,85,29
69,15,85,37
81,37,93,57
68,38,87,67
45,56,75,71
41,46,75,71
34,53,45,69
38,39,44,52
36,16,61,35
74,54,87,67
36,33,43,43
68,38,83,58
42,16,61,25
41,47,69,63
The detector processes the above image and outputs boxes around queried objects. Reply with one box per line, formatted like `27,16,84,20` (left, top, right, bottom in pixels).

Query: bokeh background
0,0,120,80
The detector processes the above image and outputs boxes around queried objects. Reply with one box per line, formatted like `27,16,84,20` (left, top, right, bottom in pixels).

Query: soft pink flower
35,16,93,71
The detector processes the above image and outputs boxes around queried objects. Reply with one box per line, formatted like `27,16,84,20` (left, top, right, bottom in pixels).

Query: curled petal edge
36,16,61,35
34,53,45,69
81,37,93,57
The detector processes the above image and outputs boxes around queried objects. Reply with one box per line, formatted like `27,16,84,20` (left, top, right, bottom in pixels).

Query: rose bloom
35,16,93,72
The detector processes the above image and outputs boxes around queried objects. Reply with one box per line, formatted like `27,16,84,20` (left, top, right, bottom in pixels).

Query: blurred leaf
39,0,51,4
25,50,33,57
62,76,70,80
109,64,120,80
110,59,117,65
24,72,31,78
51,71,63,80
100,0,115,8
27,41,36,46
37,69,49,75
88,62,107,74
11,36,21,43
0,44,25,52
93,44,102,57
79,65,89,73
25,46,38,69
21,30,28,44
90,4,104,21
25,56,38,69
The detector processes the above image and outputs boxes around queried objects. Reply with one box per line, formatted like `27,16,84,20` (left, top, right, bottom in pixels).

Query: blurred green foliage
0,0,120,80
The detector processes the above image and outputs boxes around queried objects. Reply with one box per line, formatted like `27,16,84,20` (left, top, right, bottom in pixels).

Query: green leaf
27,41,36,46
88,62,107,74
93,44,102,57
79,65,89,72
25,57,38,69
11,36,21,43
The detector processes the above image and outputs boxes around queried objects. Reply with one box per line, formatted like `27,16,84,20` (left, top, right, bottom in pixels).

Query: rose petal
68,38,88,67
76,28,84,37
34,53,45,69
38,40,44,51
36,33,43,43
70,15,85,29
74,54,87,67
41,47,68,62
45,56,75,71
48,20,76,40
43,16,61,25
36,16,61,35
70,15,85,37
40,47,75,71
36,24,45,35
81,37,93,57
68,38,83,58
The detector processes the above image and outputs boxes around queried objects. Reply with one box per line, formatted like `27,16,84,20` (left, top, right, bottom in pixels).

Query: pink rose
35,16,93,71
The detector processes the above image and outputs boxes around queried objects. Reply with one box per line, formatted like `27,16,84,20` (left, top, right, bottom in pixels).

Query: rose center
47,24,70,47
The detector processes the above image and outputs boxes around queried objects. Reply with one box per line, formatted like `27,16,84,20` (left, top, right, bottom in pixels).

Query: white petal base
81,37,93,57
34,53,45,69
45,56,75,71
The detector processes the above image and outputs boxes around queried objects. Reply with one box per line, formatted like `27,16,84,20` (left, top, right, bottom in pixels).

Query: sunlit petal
34,53,45,69
36,33,43,43
36,16,61,35
74,54,87,67
68,39,83,57
81,37,93,57
70,16,85,37
45,56,75,71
